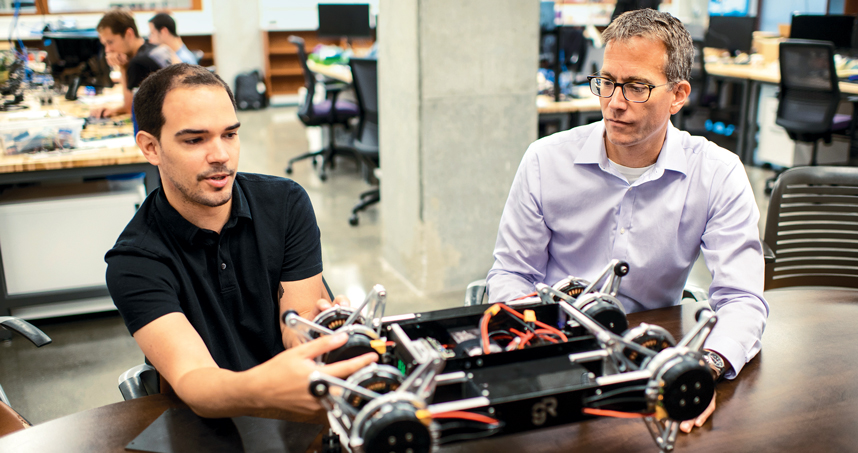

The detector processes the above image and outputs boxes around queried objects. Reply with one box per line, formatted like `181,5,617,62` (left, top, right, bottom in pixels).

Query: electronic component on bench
288,260,717,453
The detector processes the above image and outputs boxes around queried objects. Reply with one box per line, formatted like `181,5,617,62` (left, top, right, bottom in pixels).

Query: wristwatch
703,350,727,381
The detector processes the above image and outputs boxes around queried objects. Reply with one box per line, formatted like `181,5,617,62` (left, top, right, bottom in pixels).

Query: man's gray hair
601,9,693,86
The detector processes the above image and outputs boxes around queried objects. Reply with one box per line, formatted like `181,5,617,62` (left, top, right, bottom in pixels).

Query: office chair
284,36,360,181
0,317,51,437
765,40,854,193
763,166,858,290
347,58,380,226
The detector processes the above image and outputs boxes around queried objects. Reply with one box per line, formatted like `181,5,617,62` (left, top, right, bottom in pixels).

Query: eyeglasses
587,76,669,103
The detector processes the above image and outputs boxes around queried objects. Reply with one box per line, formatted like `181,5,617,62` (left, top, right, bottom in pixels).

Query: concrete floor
0,106,773,426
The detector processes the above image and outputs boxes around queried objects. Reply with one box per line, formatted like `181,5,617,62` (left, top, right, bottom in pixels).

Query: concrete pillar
211,0,264,93
378,0,539,295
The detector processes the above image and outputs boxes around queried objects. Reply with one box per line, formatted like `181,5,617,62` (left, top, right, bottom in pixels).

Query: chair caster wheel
312,157,318,167
349,215,359,226
320,172,328,182
285,166,293,175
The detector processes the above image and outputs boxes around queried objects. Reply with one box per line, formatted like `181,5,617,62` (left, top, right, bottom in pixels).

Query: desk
2,287,855,452
0,97,156,317
308,61,603,134
705,61,858,164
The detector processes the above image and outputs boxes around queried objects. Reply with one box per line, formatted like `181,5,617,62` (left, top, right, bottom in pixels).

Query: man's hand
679,392,716,433
105,52,128,68
257,332,377,415
283,294,353,349
90,106,117,119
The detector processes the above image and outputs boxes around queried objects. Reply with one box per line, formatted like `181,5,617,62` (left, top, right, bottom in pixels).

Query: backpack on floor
234,70,267,110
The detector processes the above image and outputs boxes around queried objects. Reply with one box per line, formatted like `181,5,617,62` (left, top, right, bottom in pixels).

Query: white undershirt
608,159,655,185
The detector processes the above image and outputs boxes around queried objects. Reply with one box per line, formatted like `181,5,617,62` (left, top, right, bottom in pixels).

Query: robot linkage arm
537,283,655,372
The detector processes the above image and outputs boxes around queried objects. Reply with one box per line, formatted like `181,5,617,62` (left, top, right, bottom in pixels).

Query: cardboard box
753,36,784,64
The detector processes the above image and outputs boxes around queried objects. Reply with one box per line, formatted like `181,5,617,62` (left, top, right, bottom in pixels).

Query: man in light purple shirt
487,9,767,431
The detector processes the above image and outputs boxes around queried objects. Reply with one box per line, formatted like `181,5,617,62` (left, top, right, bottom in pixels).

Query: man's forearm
173,366,263,418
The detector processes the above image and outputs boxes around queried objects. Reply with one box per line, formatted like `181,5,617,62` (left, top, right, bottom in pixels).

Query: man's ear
669,80,691,115
137,131,162,166
124,27,136,42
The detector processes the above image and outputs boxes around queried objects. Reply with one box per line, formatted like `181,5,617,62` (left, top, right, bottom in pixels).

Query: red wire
582,408,653,419
512,292,537,301
497,304,568,342
433,411,500,425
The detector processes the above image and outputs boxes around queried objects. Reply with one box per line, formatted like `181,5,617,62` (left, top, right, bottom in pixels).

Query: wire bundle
479,303,568,354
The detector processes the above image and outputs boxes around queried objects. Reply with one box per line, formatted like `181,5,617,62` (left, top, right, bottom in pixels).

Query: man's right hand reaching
252,332,377,415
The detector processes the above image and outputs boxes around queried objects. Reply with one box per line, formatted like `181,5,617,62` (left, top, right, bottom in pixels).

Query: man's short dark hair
97,9,139,38
134,64,237,141
149,13,178,37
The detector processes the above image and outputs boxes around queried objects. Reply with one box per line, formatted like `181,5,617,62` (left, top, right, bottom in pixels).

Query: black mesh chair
766,40,854,193
347,58,380,226
284,36,360,181
764,166,858,290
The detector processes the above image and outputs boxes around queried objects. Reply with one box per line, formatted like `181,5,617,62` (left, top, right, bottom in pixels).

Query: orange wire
582,408,653,419
512,292,538,301
480,311,492,354
433,411,500,425
497,304,568,342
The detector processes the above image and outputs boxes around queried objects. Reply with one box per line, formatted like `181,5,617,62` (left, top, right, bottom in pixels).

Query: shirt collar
154,176,252,246
574,120,688,178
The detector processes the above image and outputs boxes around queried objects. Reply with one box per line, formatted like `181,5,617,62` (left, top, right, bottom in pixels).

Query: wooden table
0,96,157,318
1,287,855,452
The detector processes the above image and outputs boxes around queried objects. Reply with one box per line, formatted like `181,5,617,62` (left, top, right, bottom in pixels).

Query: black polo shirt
105,173,323,371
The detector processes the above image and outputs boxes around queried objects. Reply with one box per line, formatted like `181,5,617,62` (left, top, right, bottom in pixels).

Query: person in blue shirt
148,12,199,65
487,9,767,433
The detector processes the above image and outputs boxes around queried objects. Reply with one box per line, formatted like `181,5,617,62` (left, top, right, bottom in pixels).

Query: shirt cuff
703,334,746,380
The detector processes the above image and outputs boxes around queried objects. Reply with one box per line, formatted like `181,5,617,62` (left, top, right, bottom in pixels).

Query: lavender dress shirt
487,121,768,379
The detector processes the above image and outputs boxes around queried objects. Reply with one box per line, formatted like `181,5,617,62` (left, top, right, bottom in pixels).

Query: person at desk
105,64,376,417
487,9,768,432
148,12,199,65
91,9,172,119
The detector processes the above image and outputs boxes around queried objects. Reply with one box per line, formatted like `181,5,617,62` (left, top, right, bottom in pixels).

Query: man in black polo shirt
91,9,173,118
105,64,376,417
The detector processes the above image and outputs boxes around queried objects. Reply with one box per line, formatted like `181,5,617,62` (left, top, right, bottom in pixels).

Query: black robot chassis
283,260,718,453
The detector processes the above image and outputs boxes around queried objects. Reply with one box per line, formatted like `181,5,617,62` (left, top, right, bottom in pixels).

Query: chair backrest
764,166,858,290
288,35,316,118
348,57,379,153
776,40,841,136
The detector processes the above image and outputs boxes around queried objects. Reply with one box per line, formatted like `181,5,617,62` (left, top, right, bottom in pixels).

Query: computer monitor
43,30,114,100
789,14,856,50
540,1,556,31
317,4,372,39
704,16,756,56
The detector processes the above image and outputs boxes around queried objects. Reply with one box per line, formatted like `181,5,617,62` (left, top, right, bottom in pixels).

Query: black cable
587,397,648,408
582,385,648,404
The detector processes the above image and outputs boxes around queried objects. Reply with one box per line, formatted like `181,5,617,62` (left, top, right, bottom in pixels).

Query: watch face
706,351,724,369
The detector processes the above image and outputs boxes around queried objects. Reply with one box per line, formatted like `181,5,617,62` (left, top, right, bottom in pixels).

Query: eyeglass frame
586,75,671,103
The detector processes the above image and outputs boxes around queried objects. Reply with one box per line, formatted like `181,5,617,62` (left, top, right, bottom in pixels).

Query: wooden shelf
269,67,303,76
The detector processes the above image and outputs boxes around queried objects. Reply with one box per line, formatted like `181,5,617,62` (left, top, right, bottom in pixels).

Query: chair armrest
465,279,487,306
0,317,51,347
762,240,775,264
118,364,160,401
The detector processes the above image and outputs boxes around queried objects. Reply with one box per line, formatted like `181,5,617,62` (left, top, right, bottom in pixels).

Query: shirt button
221,263,227,270
620,228,626,234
